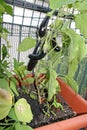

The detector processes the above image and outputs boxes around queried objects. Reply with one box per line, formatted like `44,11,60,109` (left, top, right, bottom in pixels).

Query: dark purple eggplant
27,59,38,71
39,16,50,38
33,41,41,54
27,40,46,71
29,51,46,60
27,51,46,71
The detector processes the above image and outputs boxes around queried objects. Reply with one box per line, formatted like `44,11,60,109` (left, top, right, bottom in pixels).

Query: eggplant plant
18,0,87,113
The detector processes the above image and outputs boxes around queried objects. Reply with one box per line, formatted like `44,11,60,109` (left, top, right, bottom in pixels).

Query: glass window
14,7,24,16
3,14,12,23
14,16,22,24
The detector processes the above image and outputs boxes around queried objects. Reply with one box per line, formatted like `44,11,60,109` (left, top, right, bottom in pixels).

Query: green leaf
61,21,70,30
65,75,79,93
63,29,86,62
0,88,12,120
1,66,13,78
2,28,9,33
0,33,10,47
0,4,5,13
0,33,8,40
68,57,78,77
35,60,48,77
8,107,18,121
18,37,36,52
62,29,87,77
15,122,33,130
50,51,61,70
4,4,13,15
0,78,12,93
52,99,64,110
46,69,60,101
0,0,12,15
17,66,26,74
77,38,87,62
73,0,87,13
0,18,3,23
24,77,34,84
14,58,24,69
10,76,18,86
50,19,63,31
15,98,33,123
36,67,47,77
0,127,4,130
49,0,76,9
10,81,19,96
75,13,87,38
4,126,14,130
2,44,8,60
30,92,37,100
77,36,86,61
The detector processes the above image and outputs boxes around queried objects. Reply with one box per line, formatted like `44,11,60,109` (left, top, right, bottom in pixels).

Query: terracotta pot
34,78,87,130
16,74,87,130
57,78,87,115
35,114,87,130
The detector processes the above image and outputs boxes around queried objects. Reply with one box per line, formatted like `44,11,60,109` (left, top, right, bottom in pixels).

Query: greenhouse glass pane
24,9,33,17
3,14,12,23
26,0,34,3
14,16,22,24
23,18,31,26
31,19,39,26
14,7,24,16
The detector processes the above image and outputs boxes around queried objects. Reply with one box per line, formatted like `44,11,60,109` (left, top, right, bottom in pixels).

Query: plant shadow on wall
1,0,87,130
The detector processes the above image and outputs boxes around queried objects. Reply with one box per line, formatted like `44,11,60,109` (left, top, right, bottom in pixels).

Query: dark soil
17,85,76,128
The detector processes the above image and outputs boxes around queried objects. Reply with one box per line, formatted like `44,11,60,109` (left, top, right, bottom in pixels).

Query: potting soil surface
17,86,76,128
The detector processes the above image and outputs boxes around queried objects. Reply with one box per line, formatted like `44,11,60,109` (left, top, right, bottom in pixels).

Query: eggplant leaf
73,0,87,13
63,29,86,62
18,37,36,52
8,107,18,121
0,78,12,94
49,0,76,9
75,13,87,38
62,29,87,77
2,44,8,60
0,88,12,120
46,69,60,101
10,81,19,96
65,75,79,93
15,122,33,130
68,58,78,77
15,98,33,123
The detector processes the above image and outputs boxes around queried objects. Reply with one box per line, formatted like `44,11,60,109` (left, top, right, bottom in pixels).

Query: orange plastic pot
34,78,87,130
35,114,87,130
57,78,87,115
16,74,87,130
